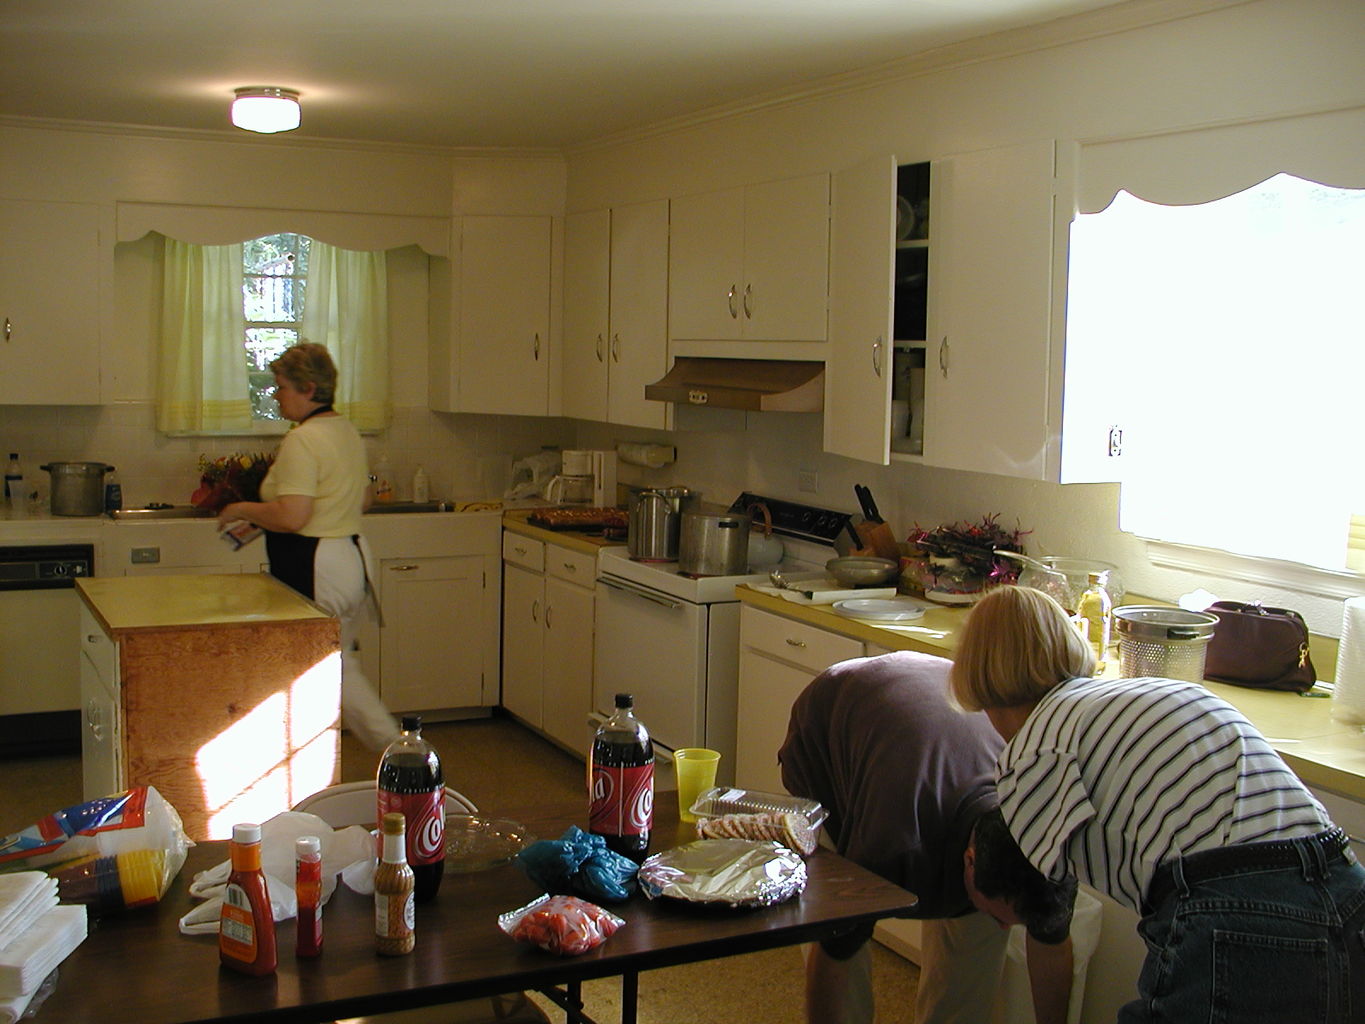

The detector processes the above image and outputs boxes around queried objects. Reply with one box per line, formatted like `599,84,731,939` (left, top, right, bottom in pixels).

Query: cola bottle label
589,762,654,837
378,789,445,867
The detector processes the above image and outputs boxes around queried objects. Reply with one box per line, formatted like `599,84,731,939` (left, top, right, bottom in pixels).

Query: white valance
116,201,452,256
1078,105,1365,214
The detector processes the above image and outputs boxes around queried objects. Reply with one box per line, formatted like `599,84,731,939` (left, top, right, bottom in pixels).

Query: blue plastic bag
514,825,637,902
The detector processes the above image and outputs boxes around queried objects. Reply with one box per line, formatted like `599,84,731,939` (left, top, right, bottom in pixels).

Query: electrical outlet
798,470,818,493
130,547,160,564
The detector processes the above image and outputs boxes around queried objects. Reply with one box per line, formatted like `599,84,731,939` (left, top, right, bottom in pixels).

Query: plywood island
75,574,341,841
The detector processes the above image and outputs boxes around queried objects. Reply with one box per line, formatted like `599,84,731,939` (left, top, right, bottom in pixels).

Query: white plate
832,598,926,622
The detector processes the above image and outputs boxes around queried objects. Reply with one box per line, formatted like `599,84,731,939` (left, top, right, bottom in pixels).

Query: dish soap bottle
373,453,394,504
1078,571,1113,674
411,464,430,504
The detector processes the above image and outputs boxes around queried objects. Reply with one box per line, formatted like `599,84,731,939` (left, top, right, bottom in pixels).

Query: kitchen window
1067,172,1365,574
157,233,389,435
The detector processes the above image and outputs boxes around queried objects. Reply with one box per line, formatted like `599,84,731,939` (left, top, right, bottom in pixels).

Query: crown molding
566,0,1255,156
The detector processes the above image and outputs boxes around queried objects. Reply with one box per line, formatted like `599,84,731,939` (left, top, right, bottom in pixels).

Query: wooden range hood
644,357,824,412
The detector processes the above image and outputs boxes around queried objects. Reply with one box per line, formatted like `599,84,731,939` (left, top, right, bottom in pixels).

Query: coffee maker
544,449,617,506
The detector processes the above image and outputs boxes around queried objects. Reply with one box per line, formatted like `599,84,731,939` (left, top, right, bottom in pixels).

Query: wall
564,0,1365,636
0,122,575,507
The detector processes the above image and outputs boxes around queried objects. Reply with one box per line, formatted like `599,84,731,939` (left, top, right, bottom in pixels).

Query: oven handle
597,575,685,610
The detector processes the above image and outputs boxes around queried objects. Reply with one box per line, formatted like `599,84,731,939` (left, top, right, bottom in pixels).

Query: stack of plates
831,598,926,622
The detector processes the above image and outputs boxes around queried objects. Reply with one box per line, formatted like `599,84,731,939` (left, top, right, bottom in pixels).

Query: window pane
1070,174,1365,570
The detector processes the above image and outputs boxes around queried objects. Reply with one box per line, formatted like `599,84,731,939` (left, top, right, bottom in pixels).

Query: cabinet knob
562,562,577,573
545,605,554,629
533,333,542,360
611,334,621,363
388,563,420,572
938,336,950,378
595,334,605,362
531,599,541,623
3,318,10,342
742,283,753,320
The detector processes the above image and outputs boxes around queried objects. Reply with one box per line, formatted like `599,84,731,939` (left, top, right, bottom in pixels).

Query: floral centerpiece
191,452,275,513
903,514,1029,605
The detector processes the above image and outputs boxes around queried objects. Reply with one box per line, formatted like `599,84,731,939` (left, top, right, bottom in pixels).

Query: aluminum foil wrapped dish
637,838,807,908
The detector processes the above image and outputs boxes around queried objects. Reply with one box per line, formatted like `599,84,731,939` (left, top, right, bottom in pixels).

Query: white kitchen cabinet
377,555,489,712
735,604,862,793
453,215,553,416
826,142,1060,479
500,532,598,753
669,174,830,345
562,201,670,429
0,199,103,404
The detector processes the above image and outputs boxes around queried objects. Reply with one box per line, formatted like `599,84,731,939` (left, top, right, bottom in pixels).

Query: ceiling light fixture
231,87,301,134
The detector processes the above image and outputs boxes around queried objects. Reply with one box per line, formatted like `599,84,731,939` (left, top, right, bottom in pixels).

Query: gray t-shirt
779,650,1002,917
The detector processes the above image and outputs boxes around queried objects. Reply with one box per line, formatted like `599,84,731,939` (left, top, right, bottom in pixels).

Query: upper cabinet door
458,215,552,416
0,199,102,405
924,140,1057,480
607,199,670,430
825,154,898,465
562,209,611,422
742,173,830,342
668,186,745,341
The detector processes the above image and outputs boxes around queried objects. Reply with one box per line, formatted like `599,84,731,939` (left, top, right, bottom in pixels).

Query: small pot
41,461,114,516
678,508,750,576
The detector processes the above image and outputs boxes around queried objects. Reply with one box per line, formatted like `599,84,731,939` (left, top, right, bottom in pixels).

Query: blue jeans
1120,832,1365,1023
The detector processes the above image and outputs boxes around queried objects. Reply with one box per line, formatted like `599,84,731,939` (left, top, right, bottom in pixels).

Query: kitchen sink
365,501,454,514
109,505,214,520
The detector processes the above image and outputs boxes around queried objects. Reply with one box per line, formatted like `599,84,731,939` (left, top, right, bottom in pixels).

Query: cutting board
754,578,899,605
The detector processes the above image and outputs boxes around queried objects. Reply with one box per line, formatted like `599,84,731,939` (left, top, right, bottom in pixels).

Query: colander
1113,606,1218,682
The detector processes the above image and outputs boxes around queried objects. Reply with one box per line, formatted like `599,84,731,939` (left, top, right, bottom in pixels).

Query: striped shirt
996,675,1330,914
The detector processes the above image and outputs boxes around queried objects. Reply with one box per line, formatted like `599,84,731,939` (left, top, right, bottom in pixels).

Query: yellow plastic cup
673,748,722,823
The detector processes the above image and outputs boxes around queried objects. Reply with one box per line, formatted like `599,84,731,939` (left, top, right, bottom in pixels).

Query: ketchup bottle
219,822,277,975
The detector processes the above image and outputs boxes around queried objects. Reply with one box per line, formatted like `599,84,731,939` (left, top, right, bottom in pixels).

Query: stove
592,493,854,778
595,491,852,604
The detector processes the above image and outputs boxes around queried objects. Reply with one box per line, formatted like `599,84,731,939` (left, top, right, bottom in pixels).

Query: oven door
594,575,706,756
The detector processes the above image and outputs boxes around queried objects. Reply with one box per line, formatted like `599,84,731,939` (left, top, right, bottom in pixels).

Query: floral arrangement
191,452,275,513
903,514,1030,602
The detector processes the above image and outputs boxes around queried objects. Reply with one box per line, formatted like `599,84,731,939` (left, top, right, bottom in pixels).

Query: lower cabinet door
542,576,595,754
380,555,487,712
501,563,545,727
735,648,819,795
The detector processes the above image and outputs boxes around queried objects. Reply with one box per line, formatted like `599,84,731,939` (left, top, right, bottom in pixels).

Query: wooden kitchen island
75,574,341,841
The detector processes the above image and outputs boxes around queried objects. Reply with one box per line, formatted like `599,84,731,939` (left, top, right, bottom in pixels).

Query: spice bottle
295,835,323,957
1078,571,1113,673
374,812,415,955
219,822,277,975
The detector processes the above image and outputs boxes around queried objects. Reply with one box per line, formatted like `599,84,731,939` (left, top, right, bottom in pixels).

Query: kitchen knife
854,484,881,523
862,485,884,524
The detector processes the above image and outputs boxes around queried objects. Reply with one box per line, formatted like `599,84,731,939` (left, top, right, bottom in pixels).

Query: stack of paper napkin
0,872,87,1024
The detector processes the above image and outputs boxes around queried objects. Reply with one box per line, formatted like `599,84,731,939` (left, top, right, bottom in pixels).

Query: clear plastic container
688,787,828,832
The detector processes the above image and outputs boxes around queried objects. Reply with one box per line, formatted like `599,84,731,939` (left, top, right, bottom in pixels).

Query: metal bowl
825,556,899,587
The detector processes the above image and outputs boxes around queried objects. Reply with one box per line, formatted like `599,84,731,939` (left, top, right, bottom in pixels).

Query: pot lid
644,357,824,412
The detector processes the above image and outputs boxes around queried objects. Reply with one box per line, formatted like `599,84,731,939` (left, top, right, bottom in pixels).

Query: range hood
644,357,824,412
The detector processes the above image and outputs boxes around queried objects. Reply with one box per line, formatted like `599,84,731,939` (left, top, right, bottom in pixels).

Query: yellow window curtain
1350,515,1365,573
301,241,390,430
157,238,253,433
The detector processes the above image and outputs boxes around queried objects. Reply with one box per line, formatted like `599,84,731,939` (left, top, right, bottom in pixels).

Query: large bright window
1067,173,1365,571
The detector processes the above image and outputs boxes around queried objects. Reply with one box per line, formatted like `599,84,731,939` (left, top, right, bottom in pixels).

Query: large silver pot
678,508,751,576
627,486,700,562
41,461,114,516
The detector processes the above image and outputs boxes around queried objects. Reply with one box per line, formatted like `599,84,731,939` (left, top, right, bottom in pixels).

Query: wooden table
34,792,917,1024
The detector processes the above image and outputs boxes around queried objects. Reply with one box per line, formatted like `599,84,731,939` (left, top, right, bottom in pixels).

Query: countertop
737,585,1365,802
75,572,332,634
501,507,627,557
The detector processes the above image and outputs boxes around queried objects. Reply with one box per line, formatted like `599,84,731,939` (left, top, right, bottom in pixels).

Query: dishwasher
0,543,95,756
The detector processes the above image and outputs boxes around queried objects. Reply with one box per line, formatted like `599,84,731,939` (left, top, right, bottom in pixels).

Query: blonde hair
950,586,1096,712
270,342,337,405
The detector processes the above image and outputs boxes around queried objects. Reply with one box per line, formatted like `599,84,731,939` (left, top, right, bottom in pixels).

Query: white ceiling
3,0,1132,150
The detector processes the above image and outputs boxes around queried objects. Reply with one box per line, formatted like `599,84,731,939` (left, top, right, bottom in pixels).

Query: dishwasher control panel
0,544,95,589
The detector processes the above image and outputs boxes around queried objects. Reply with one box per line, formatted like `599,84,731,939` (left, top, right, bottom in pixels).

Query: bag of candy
0,787,191,914
498,894,624,956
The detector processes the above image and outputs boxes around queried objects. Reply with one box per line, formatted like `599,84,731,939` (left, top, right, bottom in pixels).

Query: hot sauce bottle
374,812,415,955
219,822,277,975
295,835,323,957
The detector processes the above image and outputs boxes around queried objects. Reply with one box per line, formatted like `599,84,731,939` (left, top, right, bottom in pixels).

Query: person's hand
217,503,242,529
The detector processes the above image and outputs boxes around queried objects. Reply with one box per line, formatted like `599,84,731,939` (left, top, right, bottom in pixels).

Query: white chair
292,781,549,1024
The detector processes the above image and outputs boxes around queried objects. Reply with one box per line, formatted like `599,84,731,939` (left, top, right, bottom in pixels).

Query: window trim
1144,539,1365,602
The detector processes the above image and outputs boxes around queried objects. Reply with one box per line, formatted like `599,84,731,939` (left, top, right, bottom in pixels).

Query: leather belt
1144,827,1349,914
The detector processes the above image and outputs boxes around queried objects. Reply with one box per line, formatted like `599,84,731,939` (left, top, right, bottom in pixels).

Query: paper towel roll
1332,596,1365,725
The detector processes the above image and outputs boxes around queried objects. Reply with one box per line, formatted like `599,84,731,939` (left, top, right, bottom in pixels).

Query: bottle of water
4,453,22,507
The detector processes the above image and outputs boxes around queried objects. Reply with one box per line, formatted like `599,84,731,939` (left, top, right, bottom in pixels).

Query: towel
0,874,57,952
0,904,87,999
